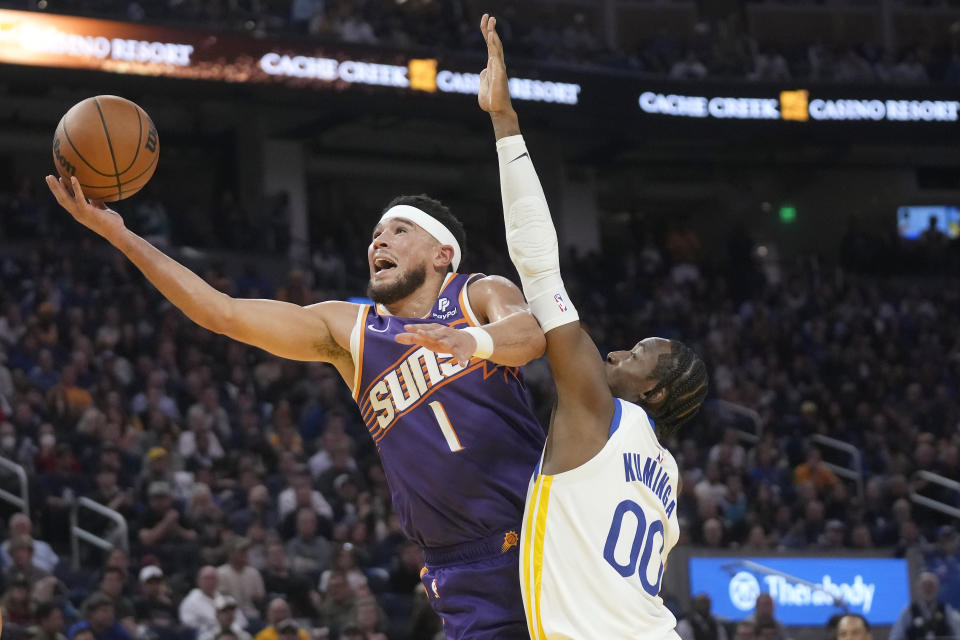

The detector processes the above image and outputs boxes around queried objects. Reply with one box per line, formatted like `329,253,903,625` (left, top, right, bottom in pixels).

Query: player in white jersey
481,15,708,639
396,15,708,639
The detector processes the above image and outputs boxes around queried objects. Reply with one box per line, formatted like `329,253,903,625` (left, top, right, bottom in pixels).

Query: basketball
51,95,159,202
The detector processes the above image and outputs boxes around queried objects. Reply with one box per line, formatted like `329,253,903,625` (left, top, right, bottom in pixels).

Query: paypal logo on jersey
432,297,458,320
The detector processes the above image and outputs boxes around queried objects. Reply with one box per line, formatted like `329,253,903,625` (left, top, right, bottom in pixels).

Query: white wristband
461,326,494,360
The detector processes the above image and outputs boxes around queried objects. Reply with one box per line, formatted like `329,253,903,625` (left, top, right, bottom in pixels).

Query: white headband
379,205,462,272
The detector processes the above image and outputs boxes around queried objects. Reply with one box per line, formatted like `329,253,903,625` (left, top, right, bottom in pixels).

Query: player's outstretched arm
479,15,614,425
46,175,355,364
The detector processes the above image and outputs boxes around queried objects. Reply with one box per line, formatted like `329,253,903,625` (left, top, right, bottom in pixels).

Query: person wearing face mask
0,421,19,455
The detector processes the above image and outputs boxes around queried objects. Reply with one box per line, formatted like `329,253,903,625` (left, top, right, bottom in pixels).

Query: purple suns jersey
348,272,545,548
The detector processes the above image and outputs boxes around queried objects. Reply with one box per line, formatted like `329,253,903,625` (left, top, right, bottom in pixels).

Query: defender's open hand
478,14,513,115
396,323,478,367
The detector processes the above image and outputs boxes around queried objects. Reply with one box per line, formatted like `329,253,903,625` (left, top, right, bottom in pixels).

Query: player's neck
381,277,446,318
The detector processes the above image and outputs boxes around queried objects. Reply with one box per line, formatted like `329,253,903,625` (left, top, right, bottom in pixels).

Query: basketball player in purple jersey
45,183,547,634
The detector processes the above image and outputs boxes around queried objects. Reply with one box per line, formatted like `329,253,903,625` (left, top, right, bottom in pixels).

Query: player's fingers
491,25,505,60
45,175,65,202
70,176,87,207
480,13,488,30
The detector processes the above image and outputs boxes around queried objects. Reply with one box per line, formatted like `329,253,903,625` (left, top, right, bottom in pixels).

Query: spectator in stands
701,518,725,549
254,599,309,640
82,567,135,628
285,508,332,575
132,565,178,631
261,542,318,619
278,465,332,522
836,614,871,640
793,446,837,493
387,540,423,595
733,621,756,640
137,481,198,571
927,525,960,602
676,593,729,640
2,578,34,629
319,543,366,593
349,595,388,640
669,50,708,80
890,572,960,640
230,485,277,534
4,536,51,587
68,594,131,640
199,595,252,640
0,513,59,571
30,601,67,640
134,447,175,503
339,627,364,640
317,571,355,637
217,538,265,620
179,566,248,637
745,594,788,640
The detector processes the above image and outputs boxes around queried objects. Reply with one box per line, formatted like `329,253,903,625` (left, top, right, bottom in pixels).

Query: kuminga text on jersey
623,452,677,518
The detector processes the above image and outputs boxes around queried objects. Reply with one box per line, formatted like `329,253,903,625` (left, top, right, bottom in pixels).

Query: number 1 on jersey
429,401,464,452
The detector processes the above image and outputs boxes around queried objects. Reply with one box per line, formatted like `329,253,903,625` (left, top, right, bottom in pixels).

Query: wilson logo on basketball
52,136,75,176
145,125,158,153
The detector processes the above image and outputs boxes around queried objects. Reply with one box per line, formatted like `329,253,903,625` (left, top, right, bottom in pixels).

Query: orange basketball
52,95,159,202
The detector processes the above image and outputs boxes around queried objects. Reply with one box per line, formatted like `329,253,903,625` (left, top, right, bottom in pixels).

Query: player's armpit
467,275,546,366
544,323,615,422
216,298,355,364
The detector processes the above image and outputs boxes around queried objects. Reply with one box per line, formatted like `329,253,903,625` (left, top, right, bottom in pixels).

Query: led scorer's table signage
0,9,580,105
639,89,960,123
688,557,910,625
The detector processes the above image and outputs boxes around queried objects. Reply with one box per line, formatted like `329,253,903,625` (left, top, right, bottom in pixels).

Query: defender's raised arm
479,15,614,426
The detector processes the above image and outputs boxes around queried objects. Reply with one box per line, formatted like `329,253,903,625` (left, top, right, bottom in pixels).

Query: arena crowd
0,171,959,640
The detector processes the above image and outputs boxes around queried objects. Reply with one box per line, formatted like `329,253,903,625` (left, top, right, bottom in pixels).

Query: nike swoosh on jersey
368,319,391,333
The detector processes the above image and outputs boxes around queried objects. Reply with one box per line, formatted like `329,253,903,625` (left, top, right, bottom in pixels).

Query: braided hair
641,340,708,436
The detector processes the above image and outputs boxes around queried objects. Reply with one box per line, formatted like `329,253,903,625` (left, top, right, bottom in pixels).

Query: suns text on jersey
623,453,676,518
368,346,469,430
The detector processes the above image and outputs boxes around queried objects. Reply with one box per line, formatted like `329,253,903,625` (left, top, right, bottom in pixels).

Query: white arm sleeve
496,134,579,332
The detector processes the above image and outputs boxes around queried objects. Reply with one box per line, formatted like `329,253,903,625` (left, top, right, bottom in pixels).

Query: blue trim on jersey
607,398,623,438
533,451,543,478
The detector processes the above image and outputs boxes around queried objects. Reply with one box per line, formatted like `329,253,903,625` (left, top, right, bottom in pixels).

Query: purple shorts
420,530,529,640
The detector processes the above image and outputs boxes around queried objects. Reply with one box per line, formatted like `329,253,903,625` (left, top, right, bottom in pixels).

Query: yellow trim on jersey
532,475,552,640
522,476,540,639
522,474,553,640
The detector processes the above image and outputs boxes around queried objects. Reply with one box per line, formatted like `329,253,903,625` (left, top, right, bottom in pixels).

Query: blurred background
0,0,959,639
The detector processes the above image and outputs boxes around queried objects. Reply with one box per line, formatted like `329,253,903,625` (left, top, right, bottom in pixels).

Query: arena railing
0,455,29,516
809,434,864,500
70,496,128,569
909,470,960,519
706,399,763,445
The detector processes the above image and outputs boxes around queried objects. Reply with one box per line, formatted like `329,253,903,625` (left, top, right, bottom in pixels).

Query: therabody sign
688,557,910,625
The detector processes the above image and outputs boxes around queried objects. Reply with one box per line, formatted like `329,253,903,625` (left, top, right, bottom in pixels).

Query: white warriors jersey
520,398,681,640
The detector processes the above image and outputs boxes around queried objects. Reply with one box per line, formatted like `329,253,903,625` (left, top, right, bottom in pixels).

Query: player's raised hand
396,323,479,366
45,175,126,242
478,14,513,115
